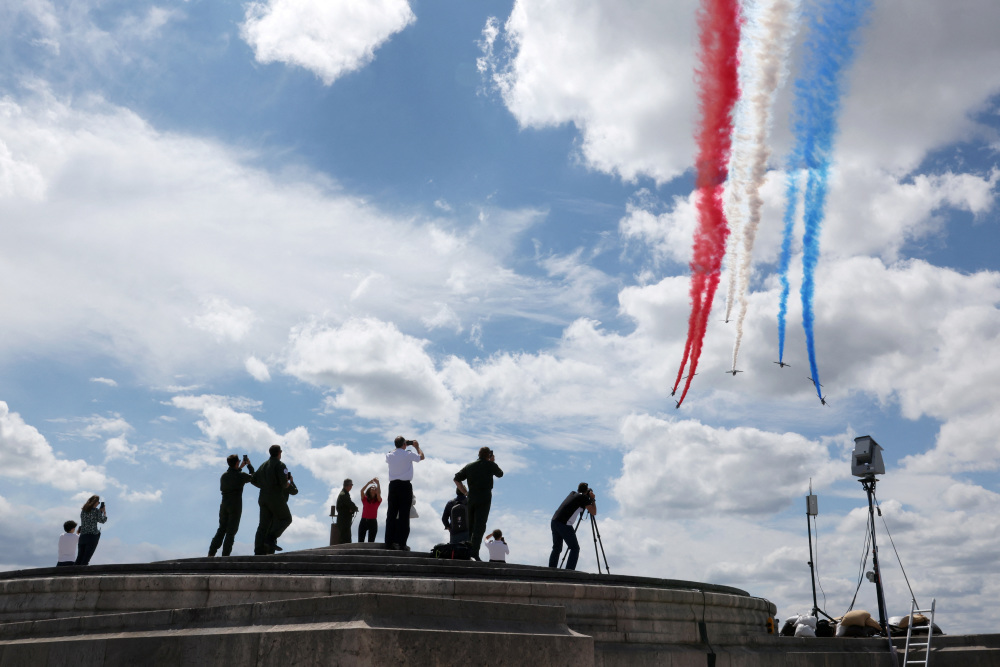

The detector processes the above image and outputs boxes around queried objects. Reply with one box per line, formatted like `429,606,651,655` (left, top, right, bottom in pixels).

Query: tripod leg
591,515,610,574
559,514,584,569
590,514,601,573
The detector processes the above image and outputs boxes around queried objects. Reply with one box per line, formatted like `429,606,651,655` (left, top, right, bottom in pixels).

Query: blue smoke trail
776,166,800,365
777,0,871,396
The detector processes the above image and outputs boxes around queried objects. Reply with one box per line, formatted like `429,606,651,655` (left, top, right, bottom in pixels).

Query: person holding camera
384,436,424,550
453,446,503,561
74,495,107,565
208,454,256,557
336,479,358,544
484,529,509,563
548,482,596,571
252,444,294,555
358,478,382,543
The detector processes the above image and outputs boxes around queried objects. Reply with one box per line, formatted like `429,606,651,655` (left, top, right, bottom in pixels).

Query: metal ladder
903,598,936,666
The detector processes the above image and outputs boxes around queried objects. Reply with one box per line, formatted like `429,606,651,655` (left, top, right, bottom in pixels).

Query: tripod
559,511,610,574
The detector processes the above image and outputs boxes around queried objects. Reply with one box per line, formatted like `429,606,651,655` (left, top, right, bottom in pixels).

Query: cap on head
269,444,282,457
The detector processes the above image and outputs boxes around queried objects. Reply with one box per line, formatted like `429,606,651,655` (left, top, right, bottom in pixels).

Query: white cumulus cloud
241,0,416,85
0,401,109,491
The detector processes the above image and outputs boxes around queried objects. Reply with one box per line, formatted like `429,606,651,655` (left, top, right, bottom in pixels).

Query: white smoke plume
726,0,800,369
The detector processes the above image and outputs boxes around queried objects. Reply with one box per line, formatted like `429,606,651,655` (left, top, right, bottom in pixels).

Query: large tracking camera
851,435,885,478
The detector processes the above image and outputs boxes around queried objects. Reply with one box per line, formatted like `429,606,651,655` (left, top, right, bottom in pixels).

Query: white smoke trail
721,10,754,327
729,0,800,370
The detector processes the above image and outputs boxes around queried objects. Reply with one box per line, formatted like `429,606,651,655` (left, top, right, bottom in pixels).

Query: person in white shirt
484,529,509,563
384,436,424,550
57,520,79,567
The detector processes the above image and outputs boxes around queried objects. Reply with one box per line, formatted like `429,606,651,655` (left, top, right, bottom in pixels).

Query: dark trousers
358,518,378,543
254,495,292,555
75,533,101,565
56,561,74,567
549,519,580,570
467,499,491,559
337,520,352,544
385,480,412,547
209,502,243,556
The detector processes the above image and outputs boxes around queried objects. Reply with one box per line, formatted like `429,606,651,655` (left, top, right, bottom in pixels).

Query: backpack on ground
432,541,472,560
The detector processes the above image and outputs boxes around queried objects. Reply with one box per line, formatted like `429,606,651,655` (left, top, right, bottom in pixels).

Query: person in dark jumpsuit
336,479,358,544
252,444,294,555
453,447,503,561
208,454,255,557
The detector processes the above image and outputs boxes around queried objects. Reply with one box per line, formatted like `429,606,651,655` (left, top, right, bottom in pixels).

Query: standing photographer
548,483,596,571
384,436,424,551
208,454,256,557
453,446,503,561
74,495,107,566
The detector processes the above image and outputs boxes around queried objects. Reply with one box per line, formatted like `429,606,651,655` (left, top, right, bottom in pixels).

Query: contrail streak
728,0,800,371
775,0,871,397
672,0,742,407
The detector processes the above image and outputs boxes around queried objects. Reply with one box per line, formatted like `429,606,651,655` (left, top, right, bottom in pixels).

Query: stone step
0,593,595,666
0,547,748,597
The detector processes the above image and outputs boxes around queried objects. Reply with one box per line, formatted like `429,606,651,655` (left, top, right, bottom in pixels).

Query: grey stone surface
3,546,996,666
0,593,593,666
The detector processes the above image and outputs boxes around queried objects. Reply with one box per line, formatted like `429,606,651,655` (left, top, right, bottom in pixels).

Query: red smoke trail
672,0,742,406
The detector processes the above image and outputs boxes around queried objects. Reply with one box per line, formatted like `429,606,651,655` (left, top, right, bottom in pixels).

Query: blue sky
2,0,999,633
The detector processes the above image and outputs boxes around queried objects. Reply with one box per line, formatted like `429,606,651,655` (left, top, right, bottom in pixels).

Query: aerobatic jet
726,369,743,376
807,377,824,387
773,361,790,368
671,373,698,396
819,395,829,406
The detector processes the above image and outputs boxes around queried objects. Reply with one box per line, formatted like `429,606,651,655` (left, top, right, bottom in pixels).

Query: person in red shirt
358,478,382,543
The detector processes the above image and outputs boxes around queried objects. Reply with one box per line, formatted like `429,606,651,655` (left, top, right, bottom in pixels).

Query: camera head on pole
851,435,885,480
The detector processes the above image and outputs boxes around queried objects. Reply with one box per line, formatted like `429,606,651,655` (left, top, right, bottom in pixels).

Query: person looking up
358,478,382,543
453,446,503,561
57,520,78,567
484,529,509,563
208,454,256,557
74,496,107,566
384,436,424,551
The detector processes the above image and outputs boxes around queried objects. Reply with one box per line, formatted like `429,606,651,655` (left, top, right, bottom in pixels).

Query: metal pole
863,478,890,637
807,511,820,616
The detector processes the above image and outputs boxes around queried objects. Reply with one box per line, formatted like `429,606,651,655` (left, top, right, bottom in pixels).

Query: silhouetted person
252,444,293,555
442,489,469,544
548,483,596,571
208,454,255,557
454,446,503,561
74,496,107,565
336,479,358,544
